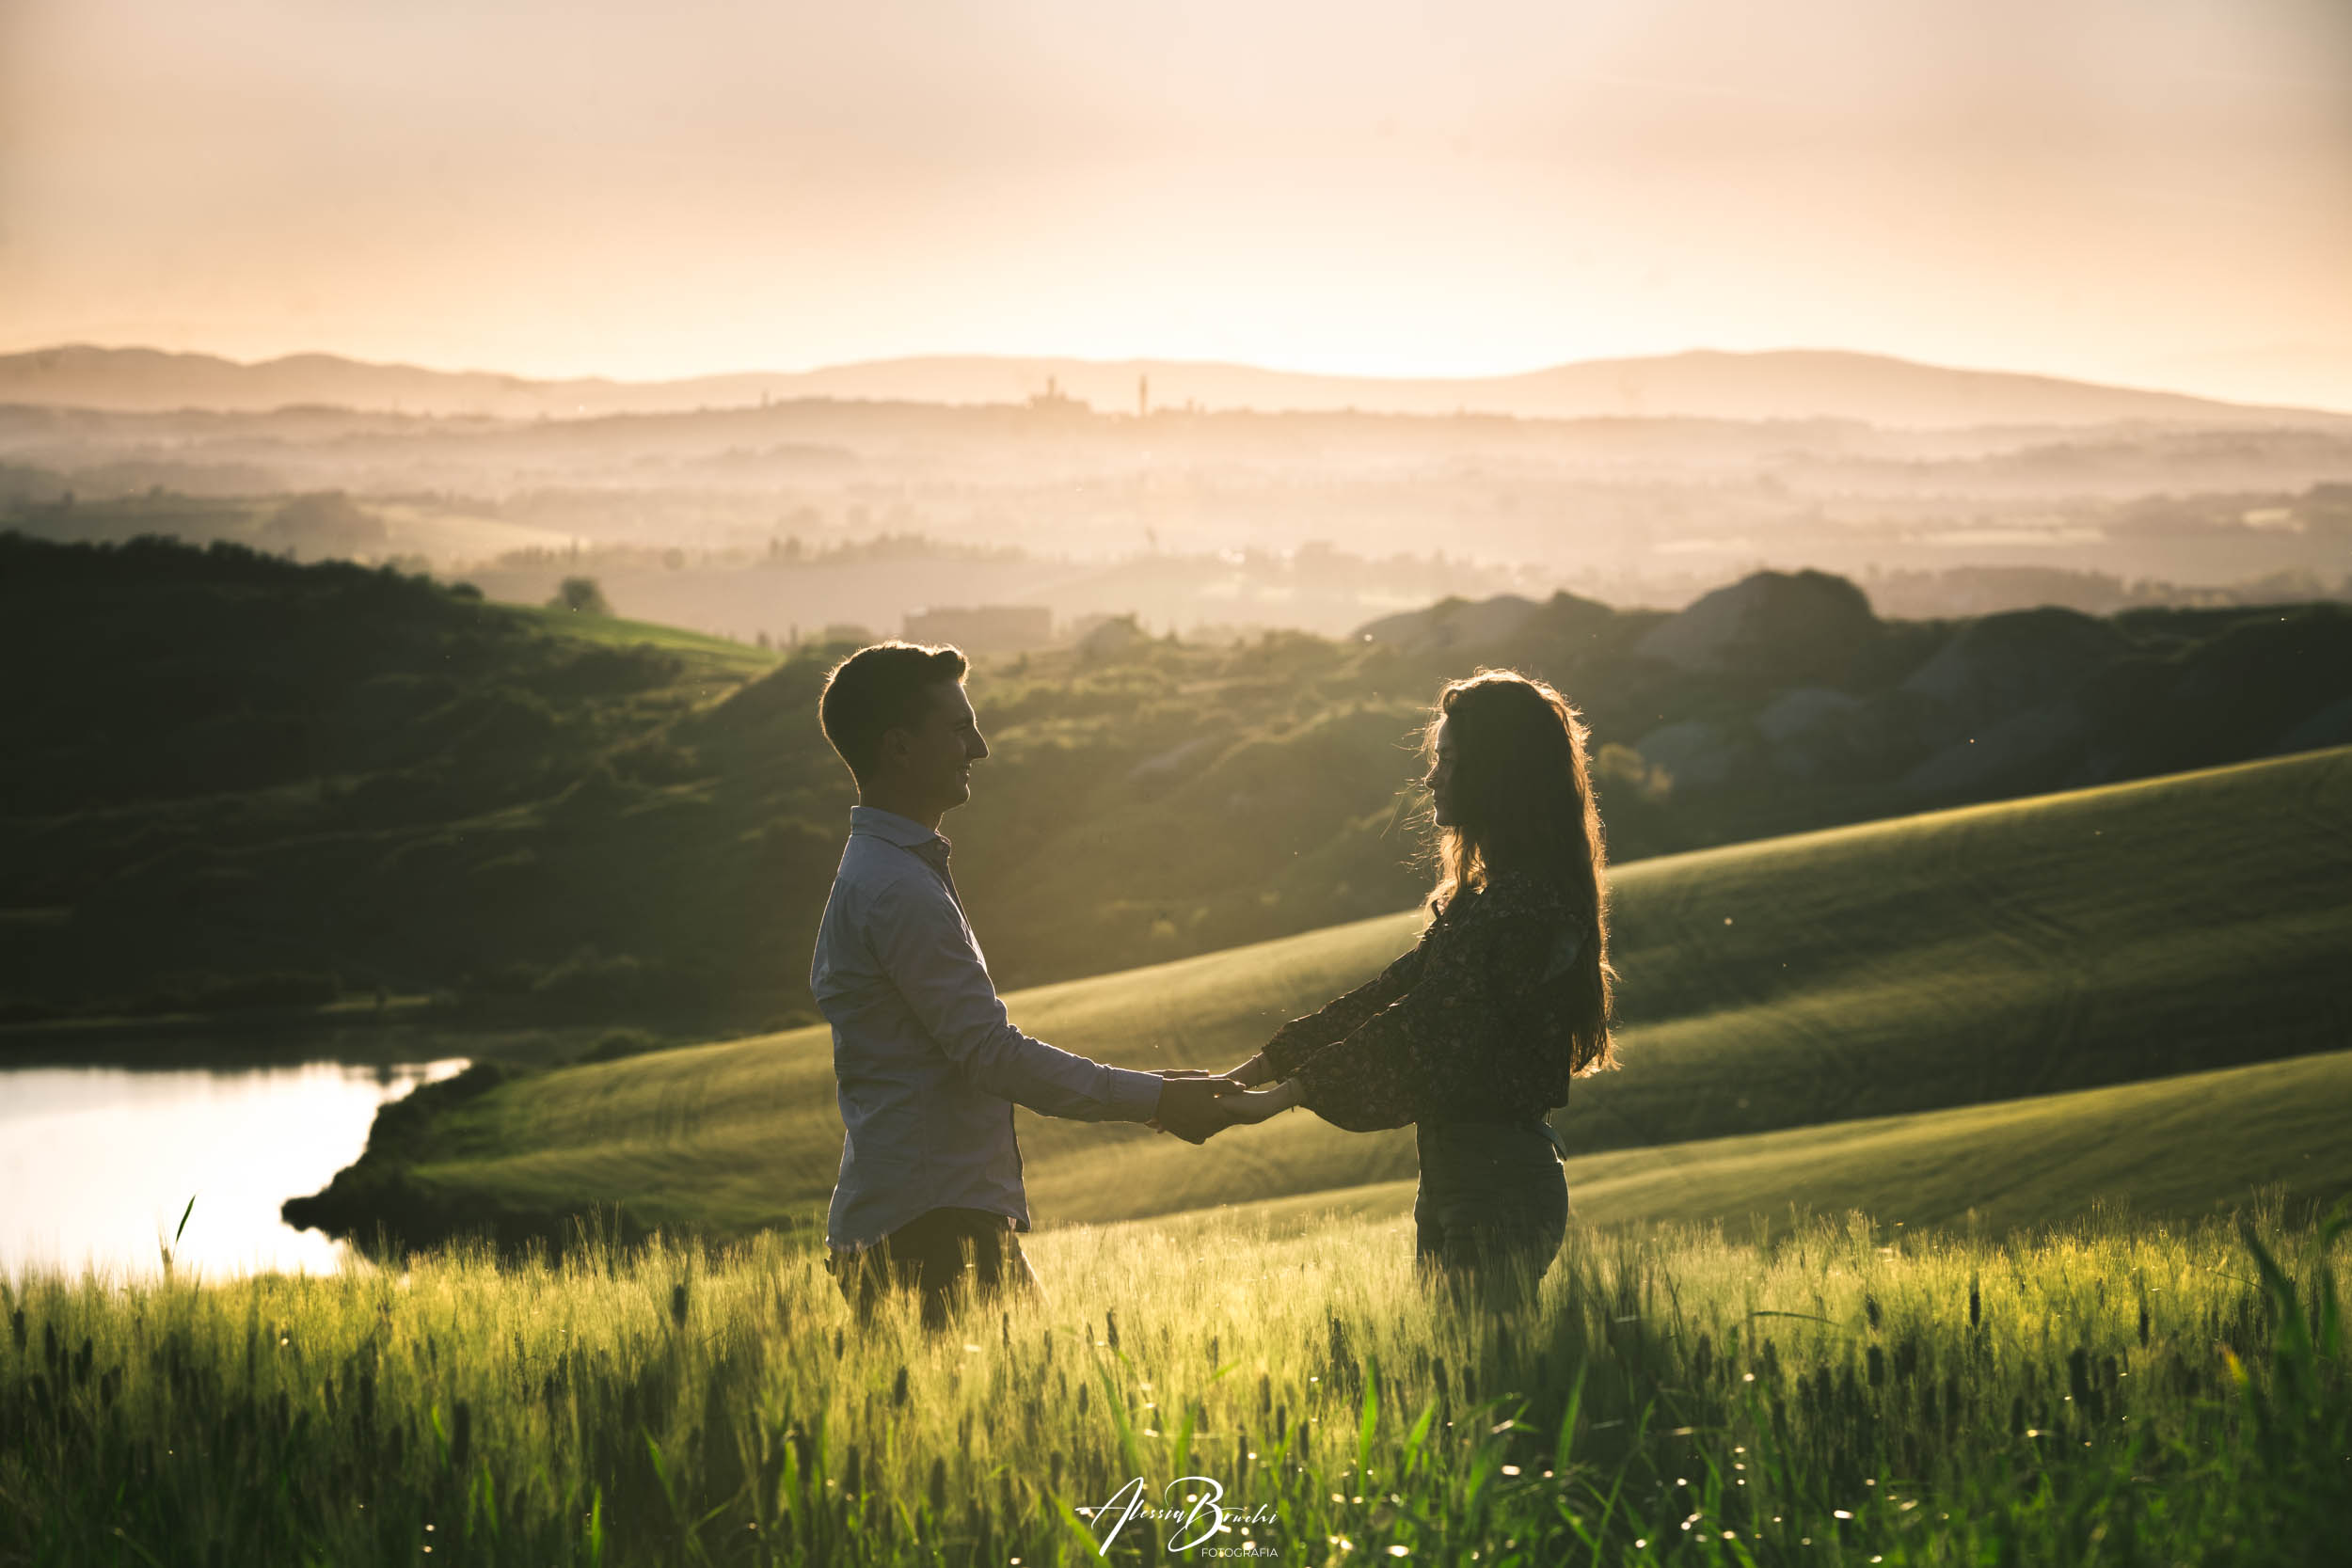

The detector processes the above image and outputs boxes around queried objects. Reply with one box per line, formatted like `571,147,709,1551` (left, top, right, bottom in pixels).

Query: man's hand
1151,1075,1248,1145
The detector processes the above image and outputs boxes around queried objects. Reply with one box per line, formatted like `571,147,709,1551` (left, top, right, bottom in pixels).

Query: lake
0,1057,468,1278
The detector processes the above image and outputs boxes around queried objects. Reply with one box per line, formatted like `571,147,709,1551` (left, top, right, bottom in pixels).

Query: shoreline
0,1005,640,1071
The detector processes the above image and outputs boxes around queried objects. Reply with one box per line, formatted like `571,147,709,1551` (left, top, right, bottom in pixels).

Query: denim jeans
1412,1120,1569,1300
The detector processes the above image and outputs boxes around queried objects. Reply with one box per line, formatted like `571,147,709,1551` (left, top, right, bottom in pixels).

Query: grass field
292,746,2352,1249
22,743,2352,1563
6,1201,2345,1565
510,603,783,673
1115,1048,2352,1244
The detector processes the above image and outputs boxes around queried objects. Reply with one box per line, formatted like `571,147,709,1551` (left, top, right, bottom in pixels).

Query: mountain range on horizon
4,343,2346,431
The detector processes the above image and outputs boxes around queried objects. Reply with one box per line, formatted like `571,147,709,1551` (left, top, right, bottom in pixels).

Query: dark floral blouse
1259,869,1592,1132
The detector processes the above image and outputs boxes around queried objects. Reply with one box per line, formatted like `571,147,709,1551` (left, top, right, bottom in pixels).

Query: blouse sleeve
1258,934,1432,1078
1283,888,1581,1132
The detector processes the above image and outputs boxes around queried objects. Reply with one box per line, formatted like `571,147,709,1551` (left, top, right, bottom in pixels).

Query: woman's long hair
1424,670,1616,1074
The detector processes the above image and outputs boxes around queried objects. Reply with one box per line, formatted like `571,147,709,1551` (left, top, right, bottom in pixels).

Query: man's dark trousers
829,1206,1034,1331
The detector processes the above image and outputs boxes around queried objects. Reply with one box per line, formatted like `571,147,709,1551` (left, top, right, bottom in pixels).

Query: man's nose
969,732,990,760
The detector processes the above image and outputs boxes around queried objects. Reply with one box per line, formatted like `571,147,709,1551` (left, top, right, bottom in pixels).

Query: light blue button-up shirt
812,806,1165,1250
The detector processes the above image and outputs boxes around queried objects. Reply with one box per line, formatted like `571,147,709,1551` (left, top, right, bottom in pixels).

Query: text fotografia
1079,1476,1279,1556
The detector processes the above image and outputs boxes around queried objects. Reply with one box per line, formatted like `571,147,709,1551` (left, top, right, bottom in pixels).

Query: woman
1219,669,1616,1292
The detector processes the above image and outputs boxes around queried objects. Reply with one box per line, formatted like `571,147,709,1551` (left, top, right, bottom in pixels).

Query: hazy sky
5,0,2349,404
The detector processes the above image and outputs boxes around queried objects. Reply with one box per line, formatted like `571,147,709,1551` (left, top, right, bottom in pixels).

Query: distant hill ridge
4,343,2345,430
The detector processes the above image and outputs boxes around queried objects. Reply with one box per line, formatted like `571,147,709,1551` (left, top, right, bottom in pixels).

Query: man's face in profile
904,679,989,813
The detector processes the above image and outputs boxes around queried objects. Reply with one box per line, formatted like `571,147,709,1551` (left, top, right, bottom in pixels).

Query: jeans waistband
1418,1117,1567,1163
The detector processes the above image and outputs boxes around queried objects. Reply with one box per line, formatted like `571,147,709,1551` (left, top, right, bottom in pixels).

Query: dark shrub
549,577,612,615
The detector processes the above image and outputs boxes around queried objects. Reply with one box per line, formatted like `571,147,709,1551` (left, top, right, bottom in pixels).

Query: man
811,641,1244,1329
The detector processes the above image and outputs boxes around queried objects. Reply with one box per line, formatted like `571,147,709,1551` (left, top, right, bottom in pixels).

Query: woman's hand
1222,1079,1306,1124
1226,1051,1277,1087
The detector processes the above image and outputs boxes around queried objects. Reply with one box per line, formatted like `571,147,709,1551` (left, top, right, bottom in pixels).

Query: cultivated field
294,746,2352,1248
4,1201,2344,1565
18,740,2352,1567
503,605,782,673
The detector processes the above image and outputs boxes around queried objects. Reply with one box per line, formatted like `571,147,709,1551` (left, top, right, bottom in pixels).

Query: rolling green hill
287,745,2352,1247
1107,1047,2352,1243
0,531,796,1026
12,532,2351,1037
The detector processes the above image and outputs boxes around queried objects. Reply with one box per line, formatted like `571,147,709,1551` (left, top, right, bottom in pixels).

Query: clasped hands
1146,1052,1305,1145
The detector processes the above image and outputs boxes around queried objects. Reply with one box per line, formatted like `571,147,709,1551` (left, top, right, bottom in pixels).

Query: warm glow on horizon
4,0,2350,407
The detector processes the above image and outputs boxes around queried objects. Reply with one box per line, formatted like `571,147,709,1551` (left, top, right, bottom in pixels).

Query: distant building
1027,376,1089,413
820,623,876,645
902,604,1055,654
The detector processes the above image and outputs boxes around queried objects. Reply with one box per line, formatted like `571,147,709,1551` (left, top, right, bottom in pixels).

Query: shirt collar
849,805,948,852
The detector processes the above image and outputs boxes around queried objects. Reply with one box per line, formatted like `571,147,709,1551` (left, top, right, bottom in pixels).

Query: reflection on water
0,1058,468,1278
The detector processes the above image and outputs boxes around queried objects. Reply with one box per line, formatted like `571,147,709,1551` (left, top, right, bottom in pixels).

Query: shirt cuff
1288,1052,1411,1133
1102,1065,1166,1122
1286,1055,1354,1130
1261,1021,1316,1078
1289,1049,1335,1105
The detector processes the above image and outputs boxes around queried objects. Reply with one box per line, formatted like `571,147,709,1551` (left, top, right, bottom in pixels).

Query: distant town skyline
5,0,2349,410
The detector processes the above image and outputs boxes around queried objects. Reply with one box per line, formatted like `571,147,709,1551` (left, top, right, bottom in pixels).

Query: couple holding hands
813,642,1614,1329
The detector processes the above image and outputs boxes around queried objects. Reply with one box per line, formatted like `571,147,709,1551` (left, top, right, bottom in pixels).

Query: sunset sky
4,0,2349,405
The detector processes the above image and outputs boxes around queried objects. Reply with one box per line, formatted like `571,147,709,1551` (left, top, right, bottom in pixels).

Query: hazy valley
5,346,2350,645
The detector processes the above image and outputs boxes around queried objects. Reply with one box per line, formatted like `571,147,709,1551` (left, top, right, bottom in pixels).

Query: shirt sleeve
1283,894,1581,1132
867,874,1163,1122
1259,936,1432,1078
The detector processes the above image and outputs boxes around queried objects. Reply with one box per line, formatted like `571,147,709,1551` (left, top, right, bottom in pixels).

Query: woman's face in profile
1425,718,1459,826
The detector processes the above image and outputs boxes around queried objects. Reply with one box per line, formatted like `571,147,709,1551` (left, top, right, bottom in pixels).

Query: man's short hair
818,641,970,782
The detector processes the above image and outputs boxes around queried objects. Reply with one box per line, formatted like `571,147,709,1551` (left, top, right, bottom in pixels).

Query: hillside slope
13,533,2349,1033
288,746,2352,1245
0,533,795,1023
1104,1047,2352,1243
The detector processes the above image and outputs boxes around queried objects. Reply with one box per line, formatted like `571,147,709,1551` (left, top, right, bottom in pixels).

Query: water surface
0,1058,467,1278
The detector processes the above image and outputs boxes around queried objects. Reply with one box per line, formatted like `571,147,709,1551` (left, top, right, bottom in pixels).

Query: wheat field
5,1196,2345,1565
